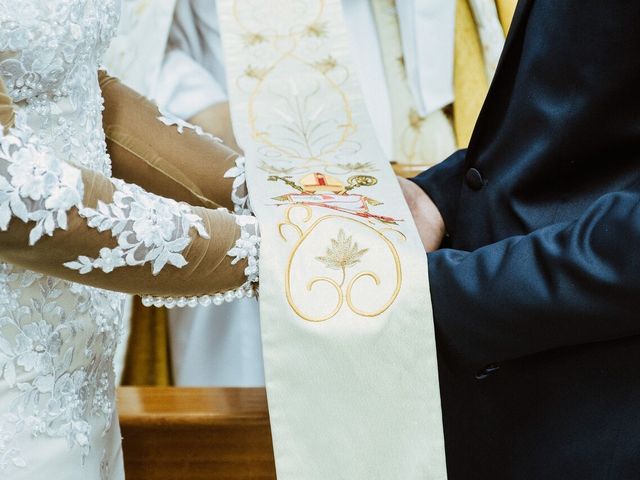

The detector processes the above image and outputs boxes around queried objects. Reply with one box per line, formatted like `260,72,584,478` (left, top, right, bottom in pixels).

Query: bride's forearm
0,151,257,299
99,72,245,213
0,77,14,131
188,101,242,154
0,75,258,301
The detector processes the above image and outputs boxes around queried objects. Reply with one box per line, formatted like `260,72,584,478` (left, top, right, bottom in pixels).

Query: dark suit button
475,364,500,380
465,168,485,190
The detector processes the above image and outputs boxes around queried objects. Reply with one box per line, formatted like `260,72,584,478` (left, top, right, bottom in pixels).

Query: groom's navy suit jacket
412,1,640,478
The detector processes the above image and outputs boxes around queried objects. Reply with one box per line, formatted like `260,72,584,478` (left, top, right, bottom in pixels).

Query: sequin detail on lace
0,0,120,177
0,264,126,470
0,0,124,473
64,179,210,275
0,111,84,245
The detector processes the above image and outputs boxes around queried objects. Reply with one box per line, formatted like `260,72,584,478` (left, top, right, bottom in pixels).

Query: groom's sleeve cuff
409,149,466,238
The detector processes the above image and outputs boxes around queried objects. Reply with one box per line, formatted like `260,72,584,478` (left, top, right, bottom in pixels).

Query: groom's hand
397,176,445,252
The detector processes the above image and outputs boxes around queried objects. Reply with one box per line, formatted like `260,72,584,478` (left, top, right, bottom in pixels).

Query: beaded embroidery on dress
0,1,261,476
0,1,217,478
0,1,127,478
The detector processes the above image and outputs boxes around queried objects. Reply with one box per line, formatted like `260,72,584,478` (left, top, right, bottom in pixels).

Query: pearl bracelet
141,284,255,309
141,212,260,310
142,122,259,310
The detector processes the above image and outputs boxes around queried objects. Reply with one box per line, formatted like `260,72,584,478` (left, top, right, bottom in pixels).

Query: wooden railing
118,387,276,479
391,162,432,179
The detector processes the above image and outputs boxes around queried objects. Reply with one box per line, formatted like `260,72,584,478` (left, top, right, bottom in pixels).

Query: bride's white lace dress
0,1,182,478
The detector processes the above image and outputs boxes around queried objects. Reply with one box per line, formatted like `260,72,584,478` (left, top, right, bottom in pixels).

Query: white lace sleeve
224,155,252,215
141,214,259,309
0,113,85,245
64,178,209,275
0,112,210,277
139,119,260,309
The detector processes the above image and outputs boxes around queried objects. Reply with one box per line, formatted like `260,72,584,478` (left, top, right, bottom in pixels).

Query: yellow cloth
453,0,493,147
373,0,512,156
496,0,518,35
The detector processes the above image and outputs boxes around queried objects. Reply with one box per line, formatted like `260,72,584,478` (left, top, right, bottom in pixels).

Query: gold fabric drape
496,0,518,35
121,303,173,386
453,0,490,148
454,0,517,147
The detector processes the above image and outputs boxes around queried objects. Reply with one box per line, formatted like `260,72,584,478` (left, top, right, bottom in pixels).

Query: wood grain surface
118,387,276,479
392,162,432,178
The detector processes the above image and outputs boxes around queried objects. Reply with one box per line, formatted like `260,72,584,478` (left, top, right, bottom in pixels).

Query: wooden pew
118,387,276,479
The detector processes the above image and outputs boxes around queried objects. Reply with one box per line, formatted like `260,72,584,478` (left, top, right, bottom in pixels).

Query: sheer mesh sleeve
99,72,248,215
0,83,258,304
0,79,14,132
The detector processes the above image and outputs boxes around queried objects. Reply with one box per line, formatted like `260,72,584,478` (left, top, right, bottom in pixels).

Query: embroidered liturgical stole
217,1,447,478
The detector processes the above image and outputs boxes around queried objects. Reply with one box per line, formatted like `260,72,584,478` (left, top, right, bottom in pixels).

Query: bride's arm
0,79,14,130
0,81,257,302
99,72,248,215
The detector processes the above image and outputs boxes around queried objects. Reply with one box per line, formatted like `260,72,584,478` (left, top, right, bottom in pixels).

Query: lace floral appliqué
141,214,260,309
158,109,222,142
65,179,210,275
228,214,260,286
0,264,126,471
0,0,126,474
224,156,251,215
0,112,84,245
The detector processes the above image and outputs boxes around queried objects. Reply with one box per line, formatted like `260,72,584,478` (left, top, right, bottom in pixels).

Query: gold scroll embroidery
279,205,403,322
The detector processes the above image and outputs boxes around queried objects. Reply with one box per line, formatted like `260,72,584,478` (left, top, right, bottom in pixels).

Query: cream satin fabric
396,0,456,116
468,0,506,82
371,0,456,166
218,0,447,478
